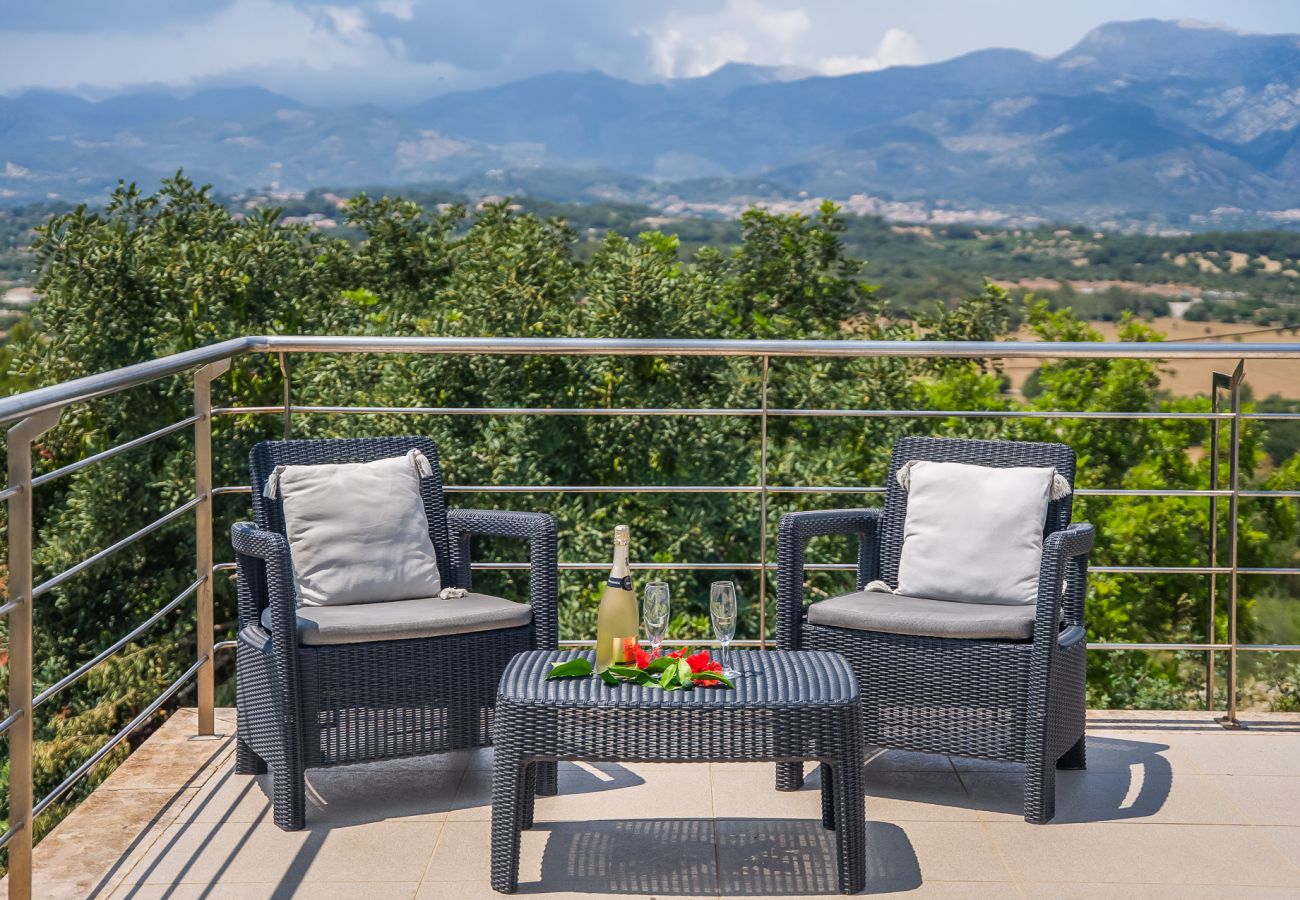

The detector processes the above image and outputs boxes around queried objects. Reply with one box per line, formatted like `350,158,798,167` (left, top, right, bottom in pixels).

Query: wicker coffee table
490,649,865,894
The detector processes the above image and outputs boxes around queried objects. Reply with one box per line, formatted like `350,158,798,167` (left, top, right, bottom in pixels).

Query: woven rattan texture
490,650,866,894
776,437,1093,824
233,436,559,830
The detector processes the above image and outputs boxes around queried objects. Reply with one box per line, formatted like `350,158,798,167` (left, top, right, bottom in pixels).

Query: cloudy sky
3,0,1300,104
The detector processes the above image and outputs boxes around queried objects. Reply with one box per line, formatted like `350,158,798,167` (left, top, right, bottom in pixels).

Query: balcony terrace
2,336,1300,899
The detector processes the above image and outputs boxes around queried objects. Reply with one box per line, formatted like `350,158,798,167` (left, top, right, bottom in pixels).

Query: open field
1005,317,1300,399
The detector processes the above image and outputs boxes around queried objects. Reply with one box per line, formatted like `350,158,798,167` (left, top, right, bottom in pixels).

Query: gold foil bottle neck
613,524,630,546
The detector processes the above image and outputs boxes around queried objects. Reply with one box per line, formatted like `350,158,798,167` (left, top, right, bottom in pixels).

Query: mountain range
5,18,1300,227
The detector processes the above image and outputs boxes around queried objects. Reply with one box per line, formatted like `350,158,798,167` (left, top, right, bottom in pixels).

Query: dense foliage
0,175,1297,854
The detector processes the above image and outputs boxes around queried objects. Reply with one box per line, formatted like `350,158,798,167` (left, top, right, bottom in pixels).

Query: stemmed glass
710,581,741,678
643,581,670,658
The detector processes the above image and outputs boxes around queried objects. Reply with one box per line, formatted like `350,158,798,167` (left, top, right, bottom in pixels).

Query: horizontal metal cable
1079,642,1230,651
1238,567,1300,575
213,482,1262,499
768,408,1231,420
32,497,202,599
29,416,200,491
0,708,23,738
211,403,1235,422
33,657,207,818
0,598,22,617
0,484,19,502
1241,412,1300,421
216,405,763,417
1239,644,1300,652
32,577,204,711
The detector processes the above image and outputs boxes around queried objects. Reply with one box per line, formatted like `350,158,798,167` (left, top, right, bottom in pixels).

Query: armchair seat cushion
261,592,531,646
806,589,1036,641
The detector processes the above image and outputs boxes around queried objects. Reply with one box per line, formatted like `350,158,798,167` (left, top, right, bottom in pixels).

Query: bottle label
606,575,632,590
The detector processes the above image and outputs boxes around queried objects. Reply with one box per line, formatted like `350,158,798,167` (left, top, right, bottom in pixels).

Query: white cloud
0,0,467,102
818,27,925,76
374,0,414,21
640,0,811,78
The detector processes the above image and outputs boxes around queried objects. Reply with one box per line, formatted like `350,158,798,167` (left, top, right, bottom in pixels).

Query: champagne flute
710,581,741,678
643,581,670,658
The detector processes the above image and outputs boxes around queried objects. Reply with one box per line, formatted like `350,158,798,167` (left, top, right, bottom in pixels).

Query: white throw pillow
894,460,1065,606
264,449,442,606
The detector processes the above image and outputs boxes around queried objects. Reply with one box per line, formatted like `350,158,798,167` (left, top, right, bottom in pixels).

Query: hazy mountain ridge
5,18,1300,226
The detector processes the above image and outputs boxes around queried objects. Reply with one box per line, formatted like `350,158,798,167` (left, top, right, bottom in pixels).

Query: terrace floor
7,708,1300,899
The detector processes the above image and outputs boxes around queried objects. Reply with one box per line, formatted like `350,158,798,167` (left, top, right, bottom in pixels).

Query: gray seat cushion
261,592,532,646
806,589,1036,641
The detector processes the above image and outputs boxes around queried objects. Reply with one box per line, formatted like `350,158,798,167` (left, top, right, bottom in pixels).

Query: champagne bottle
595,525,638,673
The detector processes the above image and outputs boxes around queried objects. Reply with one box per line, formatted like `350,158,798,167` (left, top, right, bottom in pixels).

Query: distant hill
5,19,1300,227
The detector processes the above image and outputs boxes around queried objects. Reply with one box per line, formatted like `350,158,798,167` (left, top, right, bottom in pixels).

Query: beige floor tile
712,769,824,820
533,762,713,822
986,822,1300,886
180,758,462,826
865,771,983,822
715,817,927,895
865,747,957,773
423,821,494,882
515,818,720,896
899,821,1016,884
447,762,641,822
1210,774,1300,825
119,819,444,886
961,771,1250,825
1256,825,1300,873
1156,733,1300,777
1021,884,1300,899
111,883,420,899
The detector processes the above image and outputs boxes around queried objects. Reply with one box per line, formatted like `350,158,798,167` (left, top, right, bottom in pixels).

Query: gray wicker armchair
776,436,1094,823
232,436,558,830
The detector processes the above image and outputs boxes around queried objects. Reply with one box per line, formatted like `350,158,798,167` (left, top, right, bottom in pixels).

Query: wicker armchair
776,436,1094,823
231,436,558,830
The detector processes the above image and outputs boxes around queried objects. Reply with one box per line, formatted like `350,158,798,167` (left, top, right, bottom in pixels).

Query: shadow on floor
861,736,1174,824
526,818,920,896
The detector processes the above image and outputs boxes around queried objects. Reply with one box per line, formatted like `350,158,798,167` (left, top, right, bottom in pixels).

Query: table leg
776,761,804,791
521,763,537,830
491,749,528,893
819,762,835,830
535,759,558,797
829,754,866,895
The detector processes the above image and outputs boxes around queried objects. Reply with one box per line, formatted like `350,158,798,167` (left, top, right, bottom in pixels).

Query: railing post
1217,361,1246,730
1207,371,1228,711
5,406,62,900
757,355,770,650
194,360,231,736
277,352,292,441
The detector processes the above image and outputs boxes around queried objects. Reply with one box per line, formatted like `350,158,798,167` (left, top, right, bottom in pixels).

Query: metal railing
2,335,1300,898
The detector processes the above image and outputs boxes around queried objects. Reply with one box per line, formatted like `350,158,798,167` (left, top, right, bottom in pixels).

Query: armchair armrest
776,508,883,650
230,522,299,651
447,508,559,649
1032,522,1095,643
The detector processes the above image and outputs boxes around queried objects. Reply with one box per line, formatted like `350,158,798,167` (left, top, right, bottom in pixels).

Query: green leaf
607,665,648,682
546,658,594,679
690,671,734,690
660,664,678,691
645,656,676,674
676,659,693,685
599,669,619,686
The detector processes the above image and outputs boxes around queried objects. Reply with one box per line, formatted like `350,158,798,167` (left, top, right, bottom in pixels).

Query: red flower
631,644,654,670
685,650,722,674
667,648,686,659
621,637,639,663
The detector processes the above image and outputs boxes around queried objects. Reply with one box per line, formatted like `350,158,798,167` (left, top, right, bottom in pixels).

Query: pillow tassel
408,449,434,478
895,459,917,491
263,465,286,499
1051,471,1073,501
864,580,895,594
